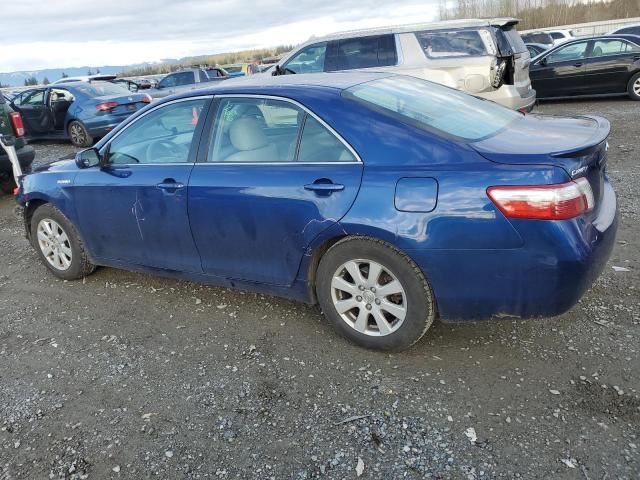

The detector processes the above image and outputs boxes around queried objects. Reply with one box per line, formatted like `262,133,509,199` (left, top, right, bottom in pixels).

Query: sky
0,1,440,73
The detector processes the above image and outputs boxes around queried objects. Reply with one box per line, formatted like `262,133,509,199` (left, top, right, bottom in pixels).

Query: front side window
546,42,588,63
207,97,355,163
344,76,521,141
416,30,488,58
22,90,45,106
107,99,207,164
592,39,639,56
550,32,565,40
282,43,327,74
327,35,397,70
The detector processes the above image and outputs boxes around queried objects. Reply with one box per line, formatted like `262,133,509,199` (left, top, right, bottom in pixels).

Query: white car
51,74,117,85
544,29,574,46
271,18,536,111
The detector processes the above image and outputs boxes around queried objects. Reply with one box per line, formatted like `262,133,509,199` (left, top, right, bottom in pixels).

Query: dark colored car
608,24,640,36
147,68,227,99
530,34,640,100
521,32,554,47
10,82,152,147
112,79,140,93
525,43,549,57
0,93,34,193
17,73,617,350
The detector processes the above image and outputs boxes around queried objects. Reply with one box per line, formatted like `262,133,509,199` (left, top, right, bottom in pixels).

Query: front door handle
157,178,184,191
574,62,584,67
304,183,345,192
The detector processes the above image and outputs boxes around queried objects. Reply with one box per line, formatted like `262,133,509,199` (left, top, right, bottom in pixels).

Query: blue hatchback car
9,82,151,148
16,73,617,350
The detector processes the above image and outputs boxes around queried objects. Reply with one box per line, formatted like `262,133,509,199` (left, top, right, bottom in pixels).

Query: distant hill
0,63,160,87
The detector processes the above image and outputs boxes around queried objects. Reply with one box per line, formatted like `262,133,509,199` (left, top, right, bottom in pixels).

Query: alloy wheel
634,78,640,97
69,123,86,145
330,259,407,336
37,219,72,270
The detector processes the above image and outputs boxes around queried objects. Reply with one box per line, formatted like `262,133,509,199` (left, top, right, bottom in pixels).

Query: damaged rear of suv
273,18,536,111
0,91,34,194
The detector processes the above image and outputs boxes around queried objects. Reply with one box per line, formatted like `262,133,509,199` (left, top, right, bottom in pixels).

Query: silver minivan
272,18,536,111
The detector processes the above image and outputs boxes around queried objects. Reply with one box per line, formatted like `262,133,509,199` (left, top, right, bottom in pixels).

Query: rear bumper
85,114,134,138
409,181,618,321
481,85,537,111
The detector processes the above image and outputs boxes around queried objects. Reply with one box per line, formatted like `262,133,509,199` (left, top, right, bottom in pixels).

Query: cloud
0,1,439,71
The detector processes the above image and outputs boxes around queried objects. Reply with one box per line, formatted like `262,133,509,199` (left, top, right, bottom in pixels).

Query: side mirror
75,148,101,169
130,84,139,93
272,65,282,76
539,57,548,66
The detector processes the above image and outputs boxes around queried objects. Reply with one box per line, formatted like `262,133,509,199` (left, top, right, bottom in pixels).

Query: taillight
96,102,119,111
142,94,152,104
487,178,594,220
9,112,25,137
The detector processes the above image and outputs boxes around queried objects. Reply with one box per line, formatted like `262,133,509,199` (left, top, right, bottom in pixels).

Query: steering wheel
146,140,189,163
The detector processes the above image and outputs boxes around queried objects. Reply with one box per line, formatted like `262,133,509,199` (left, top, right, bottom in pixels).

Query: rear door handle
304,183,344,192
157,179,184,191
574,62,584,67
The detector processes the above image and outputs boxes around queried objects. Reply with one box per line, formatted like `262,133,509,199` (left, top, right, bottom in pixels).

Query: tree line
438,0,639,30
119,44,295,77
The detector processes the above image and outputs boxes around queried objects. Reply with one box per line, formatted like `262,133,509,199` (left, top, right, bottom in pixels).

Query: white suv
272,18,536,111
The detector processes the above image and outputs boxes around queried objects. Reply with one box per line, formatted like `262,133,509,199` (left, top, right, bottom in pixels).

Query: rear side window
592,39,640,56
326,35,397,70
416,30,488,58
298,116,356,162
344,76,521,141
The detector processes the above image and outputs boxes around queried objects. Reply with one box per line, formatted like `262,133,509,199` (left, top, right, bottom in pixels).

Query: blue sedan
9,82,151,147
16,73,617,350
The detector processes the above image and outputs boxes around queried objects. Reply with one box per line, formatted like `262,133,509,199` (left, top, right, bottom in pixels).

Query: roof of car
294,18,519,44
213,71,392,91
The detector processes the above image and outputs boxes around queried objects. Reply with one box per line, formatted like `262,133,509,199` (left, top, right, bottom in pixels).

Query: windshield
72,82,130,97
344,76,521,141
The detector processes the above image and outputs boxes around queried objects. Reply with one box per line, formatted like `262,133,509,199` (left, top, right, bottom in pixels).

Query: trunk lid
93,93,149,115
472,114,610,216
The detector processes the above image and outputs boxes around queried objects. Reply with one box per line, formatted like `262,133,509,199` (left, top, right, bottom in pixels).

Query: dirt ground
0,99,638,479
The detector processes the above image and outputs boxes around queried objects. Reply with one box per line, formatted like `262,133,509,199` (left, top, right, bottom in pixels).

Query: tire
628,72,640,101
30,203,95,280
316,236,436,351
0,177,15,195
68,120,93,147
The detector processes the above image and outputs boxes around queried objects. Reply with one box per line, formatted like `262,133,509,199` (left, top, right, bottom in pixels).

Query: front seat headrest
229,117,269,151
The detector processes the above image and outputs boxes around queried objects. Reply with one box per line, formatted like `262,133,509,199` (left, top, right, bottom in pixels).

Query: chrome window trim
98,95,213,166
206,93,363,164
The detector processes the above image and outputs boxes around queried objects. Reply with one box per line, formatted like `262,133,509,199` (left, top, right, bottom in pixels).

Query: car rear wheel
68,121,93,147
30,204,95,280
628,72,640,101
316,237,436,351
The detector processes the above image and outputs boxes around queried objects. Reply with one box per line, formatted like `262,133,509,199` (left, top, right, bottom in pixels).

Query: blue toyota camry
16,73,617,350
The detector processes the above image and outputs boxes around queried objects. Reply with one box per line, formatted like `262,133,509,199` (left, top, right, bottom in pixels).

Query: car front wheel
628,72,640,101
30,204,95,280
316,237,436,351
68,121,93,147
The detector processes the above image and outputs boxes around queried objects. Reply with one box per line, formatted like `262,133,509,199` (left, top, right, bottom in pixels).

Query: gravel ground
0,99,638,479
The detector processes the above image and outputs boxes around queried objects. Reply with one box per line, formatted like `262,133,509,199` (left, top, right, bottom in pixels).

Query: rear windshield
344,76,521,141
72,82,130,97
416,30,488,58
